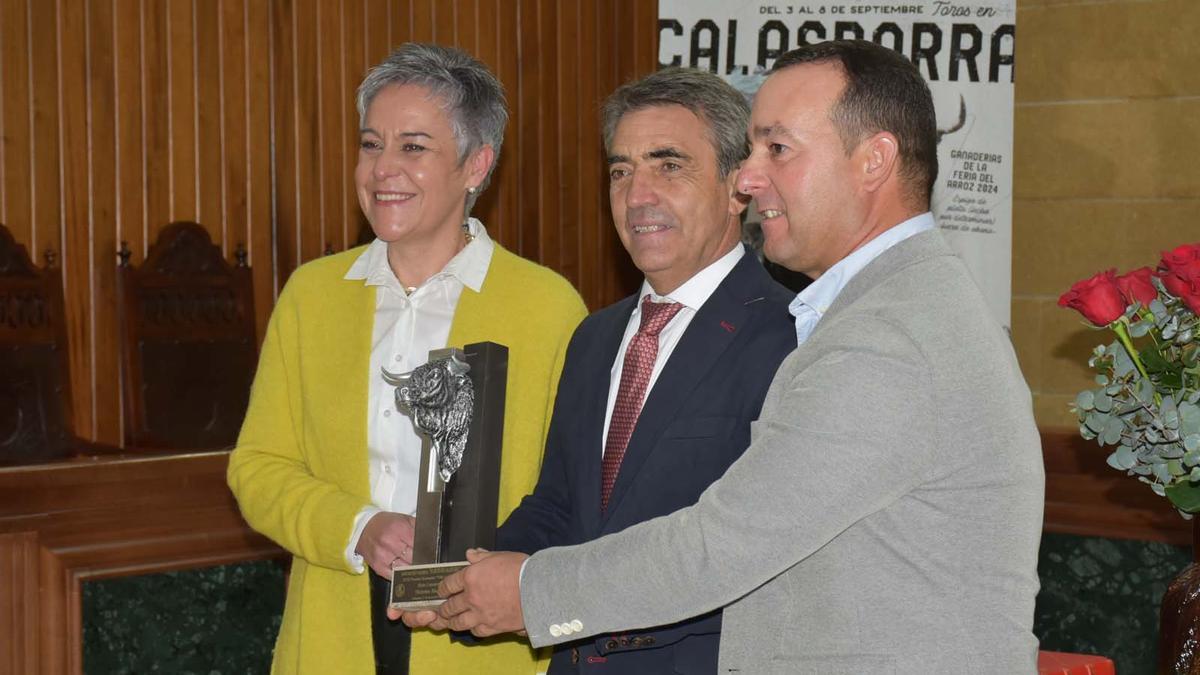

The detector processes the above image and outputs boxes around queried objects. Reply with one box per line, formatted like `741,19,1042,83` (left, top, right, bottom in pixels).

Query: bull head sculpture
382,353,474,483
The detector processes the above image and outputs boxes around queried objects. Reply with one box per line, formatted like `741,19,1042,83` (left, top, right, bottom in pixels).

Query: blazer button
561,622,575,635
570,619,583,632
619,637,629,646
605,639,618,650
549,624,563,638
630,637,643,647
643,636,656,645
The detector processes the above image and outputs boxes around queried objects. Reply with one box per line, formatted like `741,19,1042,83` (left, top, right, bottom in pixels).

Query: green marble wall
82,560,285,674
81,534,1191,674
1035,532,1191,675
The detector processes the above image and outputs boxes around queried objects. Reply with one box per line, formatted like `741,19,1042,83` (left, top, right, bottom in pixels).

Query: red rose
1159,244,1200,314
1058,269,1127,326
1115,267,1159,307
1160,242,1200,269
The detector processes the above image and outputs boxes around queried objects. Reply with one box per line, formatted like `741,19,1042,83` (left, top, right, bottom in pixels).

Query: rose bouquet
1059,243,1200,513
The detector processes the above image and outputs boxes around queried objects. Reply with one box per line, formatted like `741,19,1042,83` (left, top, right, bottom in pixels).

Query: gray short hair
356,43,508,209
601,68,750,178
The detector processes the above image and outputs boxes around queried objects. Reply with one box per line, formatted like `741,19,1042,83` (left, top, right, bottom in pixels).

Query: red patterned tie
601,296,683,511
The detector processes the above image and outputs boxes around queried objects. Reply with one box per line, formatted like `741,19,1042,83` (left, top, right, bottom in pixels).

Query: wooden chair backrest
117,222,257,450
0,224,74,464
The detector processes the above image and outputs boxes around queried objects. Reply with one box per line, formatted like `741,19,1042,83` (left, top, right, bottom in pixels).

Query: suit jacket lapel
820,229,951,328
600,255,767,526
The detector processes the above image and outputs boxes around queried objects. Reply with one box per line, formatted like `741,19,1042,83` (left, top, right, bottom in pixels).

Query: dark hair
772,40,937,205
601,68,750,179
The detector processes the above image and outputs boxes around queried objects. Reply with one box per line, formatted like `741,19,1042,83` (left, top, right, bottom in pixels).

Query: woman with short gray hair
229,43,585,675
355,42,509,219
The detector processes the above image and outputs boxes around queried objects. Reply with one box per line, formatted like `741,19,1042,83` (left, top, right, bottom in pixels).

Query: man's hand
412,548,528,637
393,607,446,628
355,512,416,577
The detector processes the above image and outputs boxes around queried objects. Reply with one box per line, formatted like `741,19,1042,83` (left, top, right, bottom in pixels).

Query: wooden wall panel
364,0,389,73
221,0,249,257
0,0,283,446
116,0,147,259
29,0,61,272
410,0,435,43
316,0,343,254
195,0,223,233
293,0,322,266
0,532,39,675
515,0,542,260
89,0,121,446
167,0,197,223
340,0,367,253
1042,430,1191,546
272,0,300,283
143,0,170,248
0,0,32,248
0,452,284,675
575,1,602,307
0,0,657,447
60,0,92,439
245,0,273,331
488,0,520,247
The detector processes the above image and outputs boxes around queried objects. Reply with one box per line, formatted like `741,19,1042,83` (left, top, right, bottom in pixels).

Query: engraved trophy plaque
381,341,508,610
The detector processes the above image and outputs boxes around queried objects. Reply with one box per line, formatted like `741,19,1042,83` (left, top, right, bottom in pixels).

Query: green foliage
1071,281,1200,515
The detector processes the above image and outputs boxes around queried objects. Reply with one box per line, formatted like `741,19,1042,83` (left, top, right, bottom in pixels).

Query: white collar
638,243,745,309
344,217,494,292
790,212,936,320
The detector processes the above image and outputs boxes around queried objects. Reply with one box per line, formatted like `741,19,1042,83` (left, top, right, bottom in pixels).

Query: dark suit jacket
497,253,796,674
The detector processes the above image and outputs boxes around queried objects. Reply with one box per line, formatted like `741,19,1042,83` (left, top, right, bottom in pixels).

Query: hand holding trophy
381,342,508,611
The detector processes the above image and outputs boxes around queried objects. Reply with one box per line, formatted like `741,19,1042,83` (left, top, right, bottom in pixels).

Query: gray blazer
520,230,1044,674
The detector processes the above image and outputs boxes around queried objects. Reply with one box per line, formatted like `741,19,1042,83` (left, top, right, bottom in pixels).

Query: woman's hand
356,512,417,577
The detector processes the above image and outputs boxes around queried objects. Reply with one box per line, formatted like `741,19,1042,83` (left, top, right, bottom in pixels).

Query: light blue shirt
790,212,935,345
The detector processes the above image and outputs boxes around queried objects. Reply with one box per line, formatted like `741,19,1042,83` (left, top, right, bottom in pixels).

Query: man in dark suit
492,68,796,674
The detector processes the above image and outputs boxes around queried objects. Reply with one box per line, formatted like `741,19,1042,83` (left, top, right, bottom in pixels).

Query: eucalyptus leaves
1061,243,1200,514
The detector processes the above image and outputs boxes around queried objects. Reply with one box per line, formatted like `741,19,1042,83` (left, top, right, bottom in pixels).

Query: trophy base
389,561,470,611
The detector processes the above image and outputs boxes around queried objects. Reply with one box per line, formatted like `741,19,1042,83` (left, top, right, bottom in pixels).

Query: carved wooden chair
0,225,88,464
117,222,257,450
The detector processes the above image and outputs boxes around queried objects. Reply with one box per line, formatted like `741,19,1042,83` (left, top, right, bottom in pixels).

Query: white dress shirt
789,212,935,345
601,243,745,452
341,218,494,573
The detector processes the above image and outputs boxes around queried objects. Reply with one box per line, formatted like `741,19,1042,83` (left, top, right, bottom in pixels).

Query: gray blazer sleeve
520,312,937,647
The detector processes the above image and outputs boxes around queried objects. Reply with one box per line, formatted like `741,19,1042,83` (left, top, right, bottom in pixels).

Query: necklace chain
404,226,473,296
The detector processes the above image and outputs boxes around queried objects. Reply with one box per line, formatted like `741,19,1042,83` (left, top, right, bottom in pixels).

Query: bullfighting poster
658,0,1016,328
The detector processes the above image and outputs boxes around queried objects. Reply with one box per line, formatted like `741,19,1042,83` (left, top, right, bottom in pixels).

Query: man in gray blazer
399,39,1044,674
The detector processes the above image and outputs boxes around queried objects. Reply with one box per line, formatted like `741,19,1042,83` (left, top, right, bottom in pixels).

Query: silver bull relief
382,352,474,484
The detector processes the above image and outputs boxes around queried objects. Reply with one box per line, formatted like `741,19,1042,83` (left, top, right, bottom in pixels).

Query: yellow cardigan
227,243,586,674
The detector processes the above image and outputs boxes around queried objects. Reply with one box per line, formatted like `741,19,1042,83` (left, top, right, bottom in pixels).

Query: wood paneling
0,0,655,447
0,531,38,675
1042,429,1191,546
0,451,282,675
